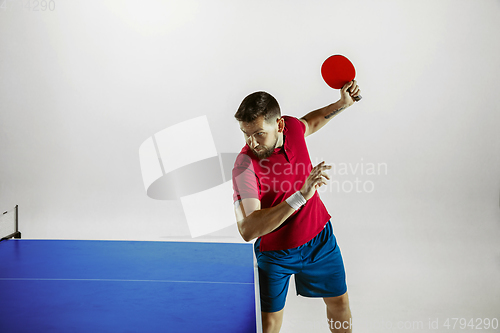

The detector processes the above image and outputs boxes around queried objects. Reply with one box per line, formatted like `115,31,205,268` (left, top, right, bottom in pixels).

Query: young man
232,81,361,333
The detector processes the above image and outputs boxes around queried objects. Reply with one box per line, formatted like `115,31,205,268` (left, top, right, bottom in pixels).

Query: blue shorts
254,221,347,313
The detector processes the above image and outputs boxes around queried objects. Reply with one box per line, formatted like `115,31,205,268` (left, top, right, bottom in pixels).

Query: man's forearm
238,201,295,242
302,100,349,135
324,101,348,119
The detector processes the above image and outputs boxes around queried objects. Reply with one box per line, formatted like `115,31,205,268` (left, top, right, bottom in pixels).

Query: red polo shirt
232,116,331,251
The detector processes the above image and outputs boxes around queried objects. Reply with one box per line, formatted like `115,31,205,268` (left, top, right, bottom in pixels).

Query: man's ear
277,117,285,133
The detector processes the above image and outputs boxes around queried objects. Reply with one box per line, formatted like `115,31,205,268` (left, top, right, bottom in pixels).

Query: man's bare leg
323,292,352,333
261,309,284,333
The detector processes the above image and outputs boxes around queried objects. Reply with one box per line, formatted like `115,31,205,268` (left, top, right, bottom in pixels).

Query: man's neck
276,132,284,148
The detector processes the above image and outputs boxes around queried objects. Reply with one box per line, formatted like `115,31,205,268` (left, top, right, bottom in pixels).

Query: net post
14,205,21,239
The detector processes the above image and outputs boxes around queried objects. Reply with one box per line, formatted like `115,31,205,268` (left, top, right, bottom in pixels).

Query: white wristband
285,191,307,210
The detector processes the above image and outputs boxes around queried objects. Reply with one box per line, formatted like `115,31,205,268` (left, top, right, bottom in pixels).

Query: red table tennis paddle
321,54,362,101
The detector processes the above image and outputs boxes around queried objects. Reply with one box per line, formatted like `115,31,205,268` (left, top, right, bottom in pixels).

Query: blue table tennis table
0,239,260,333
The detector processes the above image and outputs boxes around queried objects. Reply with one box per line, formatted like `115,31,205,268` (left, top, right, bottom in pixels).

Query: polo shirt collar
280,121,294,162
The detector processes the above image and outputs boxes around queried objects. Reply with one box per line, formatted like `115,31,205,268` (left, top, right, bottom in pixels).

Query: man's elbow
237,220,255,242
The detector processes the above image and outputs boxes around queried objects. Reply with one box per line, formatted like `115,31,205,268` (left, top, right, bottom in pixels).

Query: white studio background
1,1,499,332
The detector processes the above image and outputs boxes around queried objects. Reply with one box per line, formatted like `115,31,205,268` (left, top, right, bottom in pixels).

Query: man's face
239,116,281,159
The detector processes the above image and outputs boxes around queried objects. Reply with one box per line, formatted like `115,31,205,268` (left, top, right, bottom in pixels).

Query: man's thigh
295,226,347,298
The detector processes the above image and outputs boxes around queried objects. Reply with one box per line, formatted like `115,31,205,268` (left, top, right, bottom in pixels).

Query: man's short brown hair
234,91,281,123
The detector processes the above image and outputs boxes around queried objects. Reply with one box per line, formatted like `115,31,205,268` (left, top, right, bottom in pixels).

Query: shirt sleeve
232,154,260,202
285,115,306,136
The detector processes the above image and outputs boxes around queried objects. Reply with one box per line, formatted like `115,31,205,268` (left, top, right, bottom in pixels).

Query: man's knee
324,291,350,311
262,309,284,333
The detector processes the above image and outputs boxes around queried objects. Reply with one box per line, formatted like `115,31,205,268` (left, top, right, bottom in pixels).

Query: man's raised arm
300,80,361,137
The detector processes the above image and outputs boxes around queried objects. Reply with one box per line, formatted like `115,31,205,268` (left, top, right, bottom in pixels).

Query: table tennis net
0,205,20,240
